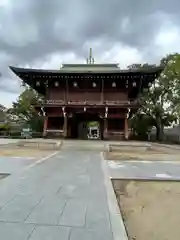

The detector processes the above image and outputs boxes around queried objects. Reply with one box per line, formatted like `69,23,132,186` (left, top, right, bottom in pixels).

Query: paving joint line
23,196,44,223
27,227,36,240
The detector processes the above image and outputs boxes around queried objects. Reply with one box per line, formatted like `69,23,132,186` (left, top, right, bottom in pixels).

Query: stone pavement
0,156,36,174
108,160,180,180
0,149,114,240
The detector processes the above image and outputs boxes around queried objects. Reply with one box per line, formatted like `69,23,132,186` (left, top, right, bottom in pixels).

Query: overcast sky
0,0,180,107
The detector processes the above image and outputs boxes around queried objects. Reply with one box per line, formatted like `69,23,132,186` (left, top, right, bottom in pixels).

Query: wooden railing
45,100,64,104
44,99,140,105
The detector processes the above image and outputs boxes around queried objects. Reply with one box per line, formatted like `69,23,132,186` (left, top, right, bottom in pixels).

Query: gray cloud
0,0,180,94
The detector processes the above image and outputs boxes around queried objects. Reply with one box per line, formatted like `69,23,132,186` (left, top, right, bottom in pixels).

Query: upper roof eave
9,65,164,75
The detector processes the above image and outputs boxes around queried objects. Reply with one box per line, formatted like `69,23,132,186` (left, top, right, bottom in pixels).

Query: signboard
21,128,32,139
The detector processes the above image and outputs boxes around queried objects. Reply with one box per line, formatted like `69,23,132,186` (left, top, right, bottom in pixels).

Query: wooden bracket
126,108,131,118
41,107,46,116
62,107,66,117
105,107,108,118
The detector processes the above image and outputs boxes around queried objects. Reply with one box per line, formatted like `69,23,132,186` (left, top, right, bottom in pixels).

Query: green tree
129,55,180,141
8,87,44,132
0,104,7,121
130,113,155,140
160,53,180,121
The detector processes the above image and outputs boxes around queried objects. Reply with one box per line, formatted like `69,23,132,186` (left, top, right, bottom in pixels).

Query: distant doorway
69,112,103,139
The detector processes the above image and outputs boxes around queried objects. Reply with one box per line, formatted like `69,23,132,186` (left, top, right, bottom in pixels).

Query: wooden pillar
103,107,108,139
65,78,68,104
63,116,67,137
124,117,128,140
43,117,48,137
101,78,104,103
103,118,108,139
62,107,67,138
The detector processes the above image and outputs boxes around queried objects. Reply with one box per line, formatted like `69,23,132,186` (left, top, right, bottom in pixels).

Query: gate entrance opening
69,112,103,139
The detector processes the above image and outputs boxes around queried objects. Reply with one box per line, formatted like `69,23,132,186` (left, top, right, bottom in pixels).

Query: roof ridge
61,63,119,67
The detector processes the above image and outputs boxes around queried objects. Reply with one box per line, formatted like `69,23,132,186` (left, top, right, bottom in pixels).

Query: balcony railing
43,99,141,106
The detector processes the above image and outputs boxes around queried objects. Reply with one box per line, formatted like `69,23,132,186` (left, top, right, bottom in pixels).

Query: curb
100,152,129,240
152,142,180,151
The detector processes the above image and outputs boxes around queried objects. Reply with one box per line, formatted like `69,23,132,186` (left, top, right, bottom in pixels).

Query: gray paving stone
26,195,68,225
0,222,34,240
32,180,62,198
57,184,77,198
0,157,35,174
0,194,43,222
0,192,16,209
16,174,62,198
70,228,113,240
58,199,87,227
85,201,111,231
76,174,91,185
29,226,70,240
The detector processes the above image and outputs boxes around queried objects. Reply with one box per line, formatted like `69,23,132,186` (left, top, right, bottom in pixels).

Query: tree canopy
8,87,44,132
130,53,180,141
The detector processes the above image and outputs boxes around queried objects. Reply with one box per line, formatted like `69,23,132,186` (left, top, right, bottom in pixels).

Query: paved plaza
0,146,114,240
0,139,180,239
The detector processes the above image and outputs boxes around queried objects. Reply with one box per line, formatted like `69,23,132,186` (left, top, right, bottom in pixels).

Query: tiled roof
9,65,164,74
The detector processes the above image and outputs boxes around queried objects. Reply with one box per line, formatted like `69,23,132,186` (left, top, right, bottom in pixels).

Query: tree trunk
156,119,164,141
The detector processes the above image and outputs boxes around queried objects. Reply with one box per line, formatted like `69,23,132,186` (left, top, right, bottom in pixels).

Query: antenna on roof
87,48,94,64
